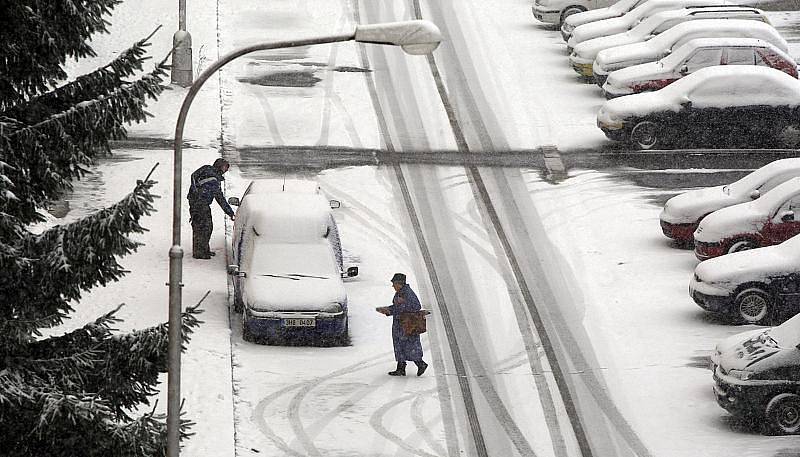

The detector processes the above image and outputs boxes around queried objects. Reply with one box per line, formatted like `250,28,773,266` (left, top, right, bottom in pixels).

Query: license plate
283,318,315,327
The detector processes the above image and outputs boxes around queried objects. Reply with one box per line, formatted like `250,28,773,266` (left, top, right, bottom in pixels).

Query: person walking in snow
375,273,428,377
187,158,235,259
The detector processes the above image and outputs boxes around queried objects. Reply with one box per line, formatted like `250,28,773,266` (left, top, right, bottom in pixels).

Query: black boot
415,360,428,377
388,362,406,376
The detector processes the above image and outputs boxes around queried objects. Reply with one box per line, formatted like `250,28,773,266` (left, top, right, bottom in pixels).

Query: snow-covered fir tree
0,1,201,455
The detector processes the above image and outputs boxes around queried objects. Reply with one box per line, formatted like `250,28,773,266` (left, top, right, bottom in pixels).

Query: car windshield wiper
287,273,330,279
258,274,300,280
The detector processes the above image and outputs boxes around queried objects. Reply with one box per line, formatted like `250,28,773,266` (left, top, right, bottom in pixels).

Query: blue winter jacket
187,165,235,217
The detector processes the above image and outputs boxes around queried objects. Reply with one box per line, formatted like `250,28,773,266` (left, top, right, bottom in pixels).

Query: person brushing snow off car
376,273,429,377
187,158,235,259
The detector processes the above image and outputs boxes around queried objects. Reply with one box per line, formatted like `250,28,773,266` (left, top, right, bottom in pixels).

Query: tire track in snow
369,389,443,457
409,392,448,457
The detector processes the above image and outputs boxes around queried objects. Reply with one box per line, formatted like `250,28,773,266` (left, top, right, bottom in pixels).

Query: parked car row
658,159,800,433
535,0,800,150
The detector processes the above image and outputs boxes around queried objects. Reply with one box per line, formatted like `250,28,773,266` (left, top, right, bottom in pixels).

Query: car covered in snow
602,38,797,98
690,233,800,324
561,0,649,42
694,177,800,261
710,313,800,434
592,18,781,86
660,158,800,243
532,0,616,27
566,0,729,52
596,65,800,150
227,179,358,344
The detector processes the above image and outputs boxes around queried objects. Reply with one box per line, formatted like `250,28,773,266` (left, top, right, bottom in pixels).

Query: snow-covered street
52,0,800,456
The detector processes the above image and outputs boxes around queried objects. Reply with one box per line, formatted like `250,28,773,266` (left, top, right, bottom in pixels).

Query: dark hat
390,273,406,284
213,158,230,170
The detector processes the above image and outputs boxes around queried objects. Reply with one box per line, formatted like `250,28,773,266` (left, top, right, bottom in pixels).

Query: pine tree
0,1,202,455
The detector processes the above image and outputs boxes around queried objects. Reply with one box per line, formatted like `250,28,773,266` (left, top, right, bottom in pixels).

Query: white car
710,313,800,434
567,0,729,52
603,38,798,98
533,0,617,26
570,7,769,78
592,17,779,85
228,179,358,344
694,177,800,261
561,0,650,42
660,158,800,243
690,232,800,324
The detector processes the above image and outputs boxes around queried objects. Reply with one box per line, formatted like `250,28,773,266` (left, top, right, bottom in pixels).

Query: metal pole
166,32,355,457
171,0,193,86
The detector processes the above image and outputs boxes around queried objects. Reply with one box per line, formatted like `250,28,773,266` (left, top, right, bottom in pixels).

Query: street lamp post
166,20,442,457
171,0,193,86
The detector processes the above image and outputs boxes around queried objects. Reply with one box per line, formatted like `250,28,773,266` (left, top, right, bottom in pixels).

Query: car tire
630,121,661,150
727,239,757,255
764,393,800,435
560,6,585,25
734,287,773,325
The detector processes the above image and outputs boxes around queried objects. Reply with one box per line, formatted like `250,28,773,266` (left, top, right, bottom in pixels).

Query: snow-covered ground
49,0,800,456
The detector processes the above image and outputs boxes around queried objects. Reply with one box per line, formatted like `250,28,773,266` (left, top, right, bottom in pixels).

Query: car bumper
694,241,724,261
689,279,732,314
713,367,783,418
660,219,698,242
244,309,348,340
597,118,627,141
594,71,609,88
532,5,561,24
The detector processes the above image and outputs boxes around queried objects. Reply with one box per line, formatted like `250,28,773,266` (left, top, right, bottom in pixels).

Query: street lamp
171,0,193,87
166,19,442,457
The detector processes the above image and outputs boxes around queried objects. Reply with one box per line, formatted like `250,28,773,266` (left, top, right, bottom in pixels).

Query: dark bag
399,310,430,336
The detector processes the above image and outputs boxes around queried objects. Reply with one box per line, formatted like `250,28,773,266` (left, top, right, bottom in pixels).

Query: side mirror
781,210,795,222
228,197,240,206
329,199,341,209
749,189,761,200
680,98,692,110
341,266,359,278
679,64,689,75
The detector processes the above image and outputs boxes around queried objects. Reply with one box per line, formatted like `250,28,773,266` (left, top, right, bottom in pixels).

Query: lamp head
355,20,442,55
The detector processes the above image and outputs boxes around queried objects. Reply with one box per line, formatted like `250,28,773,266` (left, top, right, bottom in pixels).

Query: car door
762,192,800,245
774,272,800,311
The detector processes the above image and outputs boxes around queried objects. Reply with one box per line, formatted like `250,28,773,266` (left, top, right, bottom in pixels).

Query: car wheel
734,287,773,325
727,239,757,255
765,393,800,435
775,123,800,149
630,121,660,150
560,6,585,25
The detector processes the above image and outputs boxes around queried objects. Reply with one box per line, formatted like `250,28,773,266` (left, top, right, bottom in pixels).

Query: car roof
241,192,332,243
669,65,800,96
653,18,786,51
244,178,321,196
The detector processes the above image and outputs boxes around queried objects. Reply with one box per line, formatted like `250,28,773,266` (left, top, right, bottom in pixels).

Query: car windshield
251,242,337,278
629,12,672,37
610,0,643,13
725,163,784,196
767,311,800,347
658,41,701,69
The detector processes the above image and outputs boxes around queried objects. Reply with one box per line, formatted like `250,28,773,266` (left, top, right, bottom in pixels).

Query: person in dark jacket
376,273,428,376
187,158,235,259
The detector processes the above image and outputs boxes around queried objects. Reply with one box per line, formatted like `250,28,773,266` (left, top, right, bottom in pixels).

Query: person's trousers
190,204,213,257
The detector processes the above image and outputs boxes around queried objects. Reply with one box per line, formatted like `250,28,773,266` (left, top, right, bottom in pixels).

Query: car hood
597,90,675,124
244,274,346,311
596,41,661,70
717,329,799,373
575,33,640,61
606,61,669,86
694,243,794,285
569,16,630,48
660,185,736,224
568,7,620,28
693,203,764,243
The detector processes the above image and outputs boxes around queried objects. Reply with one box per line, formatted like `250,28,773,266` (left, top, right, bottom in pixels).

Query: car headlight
728,369,754,381
321,302,343,313
536,0,551,6
563,23,575,33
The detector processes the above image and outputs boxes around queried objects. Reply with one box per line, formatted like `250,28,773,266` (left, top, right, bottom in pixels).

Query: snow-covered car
603,38,798,98
690,233,800,324
710,313,800,434
592,18,781,86
660,158,800,243
561,0,649,42
596,66,800,150
227,179,358,344
532,0,616,27
571,7,768,78
694,176,800,261
566,0,729,52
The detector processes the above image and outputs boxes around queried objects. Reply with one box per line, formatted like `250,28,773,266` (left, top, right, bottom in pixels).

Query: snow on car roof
241,192,332,243
661,37,783,69
250,242,338,277
650,18,786,53
245,178,321,195
602,66,800,118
